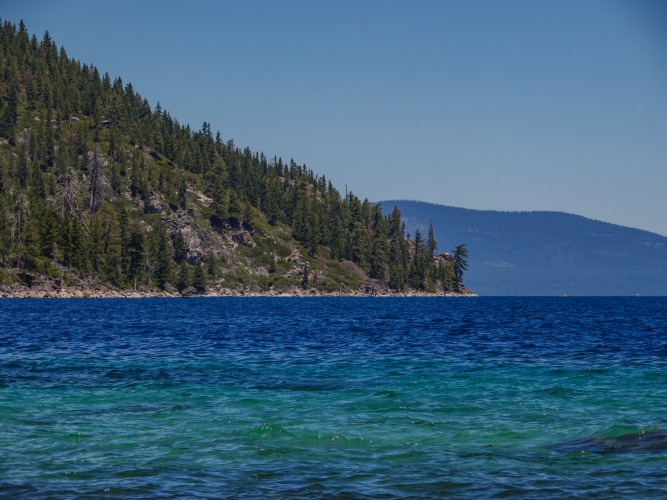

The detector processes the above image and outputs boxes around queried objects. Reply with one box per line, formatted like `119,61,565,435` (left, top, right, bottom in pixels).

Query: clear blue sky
3,0,666,235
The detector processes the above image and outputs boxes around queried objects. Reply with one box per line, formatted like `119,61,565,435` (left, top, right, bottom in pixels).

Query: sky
3,0,667,235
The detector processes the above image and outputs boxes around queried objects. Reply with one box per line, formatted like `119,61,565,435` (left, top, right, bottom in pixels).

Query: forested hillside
0,20,469,297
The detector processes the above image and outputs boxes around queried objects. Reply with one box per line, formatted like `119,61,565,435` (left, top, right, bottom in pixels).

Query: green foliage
0,19,467,294
175,261,192,292
172,230,188,264
452,244,469,292
192,263,207,293
319,261,363,292
301,264,309,289
147,220,172,289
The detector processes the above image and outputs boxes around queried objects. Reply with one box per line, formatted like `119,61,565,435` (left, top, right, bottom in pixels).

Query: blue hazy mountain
379,200,667,296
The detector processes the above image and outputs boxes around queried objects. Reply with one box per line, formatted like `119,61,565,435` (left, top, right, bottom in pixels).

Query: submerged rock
549,428,667,454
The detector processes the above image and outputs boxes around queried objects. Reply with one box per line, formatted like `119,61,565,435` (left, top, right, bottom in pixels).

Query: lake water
1,297,667,498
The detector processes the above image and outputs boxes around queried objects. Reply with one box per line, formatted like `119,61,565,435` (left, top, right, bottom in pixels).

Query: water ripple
1,297,667,497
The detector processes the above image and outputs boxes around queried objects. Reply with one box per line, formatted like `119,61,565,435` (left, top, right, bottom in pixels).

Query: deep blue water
1,297,667,498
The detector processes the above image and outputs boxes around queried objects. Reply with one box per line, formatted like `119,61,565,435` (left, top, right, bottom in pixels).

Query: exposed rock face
142,146,158,160
287,249,302,264
181,226,203,264
18,128,31,145
361,283,382,296
164,209,230,263
231,231,255,247
180,286,199,297
254,267,269,277
146,193,166,214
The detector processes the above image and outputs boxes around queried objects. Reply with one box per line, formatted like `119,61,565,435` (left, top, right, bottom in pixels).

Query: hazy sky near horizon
3,0,666,235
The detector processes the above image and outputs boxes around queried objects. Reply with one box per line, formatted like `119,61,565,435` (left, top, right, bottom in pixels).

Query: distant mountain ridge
379,200,667,296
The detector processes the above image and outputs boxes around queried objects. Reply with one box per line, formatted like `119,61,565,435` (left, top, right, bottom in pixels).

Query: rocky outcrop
162,208,233,263
231,230,255,248
180,286,199,297
146,193,166,214
286,249,302,264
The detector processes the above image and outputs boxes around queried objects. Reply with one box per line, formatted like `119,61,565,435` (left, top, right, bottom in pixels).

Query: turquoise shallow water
1,297,667,498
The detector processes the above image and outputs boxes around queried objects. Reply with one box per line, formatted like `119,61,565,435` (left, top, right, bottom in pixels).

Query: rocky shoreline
0,267,476,299
0,287,476,299
0,283,476,299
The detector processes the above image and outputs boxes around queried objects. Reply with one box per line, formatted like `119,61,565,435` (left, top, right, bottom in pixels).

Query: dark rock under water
549,429,667,454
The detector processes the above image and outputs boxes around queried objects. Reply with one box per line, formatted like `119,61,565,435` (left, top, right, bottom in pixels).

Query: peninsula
0,20,470,298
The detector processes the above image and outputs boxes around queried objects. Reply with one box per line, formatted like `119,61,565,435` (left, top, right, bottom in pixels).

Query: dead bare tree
56,165,82,218
87,142,109,213
10,188,29,268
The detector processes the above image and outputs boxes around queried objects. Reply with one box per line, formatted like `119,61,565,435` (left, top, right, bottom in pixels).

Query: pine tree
0,195,12,267
87,142,107,212
147,220,172,289
427,222,438,257
37,204,59,260
175,261,193,292
177,179,187,210
16,147,29,188
126,223,144,289
302,263,309,289
452,244,469,292
409,228,427,289
173,230,188,263
0,83,18,141
62,217,90,274
89,202,122,285
192,262,207,293
369,206,389,284
370,235,389,284
10,189,30,268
